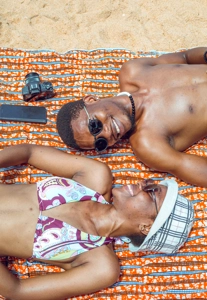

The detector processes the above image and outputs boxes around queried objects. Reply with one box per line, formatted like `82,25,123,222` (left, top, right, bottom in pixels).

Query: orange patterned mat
0,47,207,299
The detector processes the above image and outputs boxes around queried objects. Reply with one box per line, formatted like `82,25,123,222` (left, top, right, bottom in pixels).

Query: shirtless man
57,47,207,187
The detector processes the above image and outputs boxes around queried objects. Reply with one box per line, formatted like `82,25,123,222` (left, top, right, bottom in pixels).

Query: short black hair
126,214,156,247
56,99,84,149
127,232,146,247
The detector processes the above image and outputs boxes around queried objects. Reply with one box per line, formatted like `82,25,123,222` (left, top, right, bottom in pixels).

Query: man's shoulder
129,129,182,173
130,128,170,154
119,60,148,92
120,59,149,76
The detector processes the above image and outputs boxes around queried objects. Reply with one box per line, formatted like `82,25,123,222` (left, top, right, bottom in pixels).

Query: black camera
22,72,55,102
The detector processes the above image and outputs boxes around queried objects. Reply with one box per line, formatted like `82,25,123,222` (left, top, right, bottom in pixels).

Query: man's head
128,179,194,254
57,94,135,151
56,99,84,149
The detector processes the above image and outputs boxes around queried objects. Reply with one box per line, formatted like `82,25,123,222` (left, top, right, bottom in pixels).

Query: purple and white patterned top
32,177,116,261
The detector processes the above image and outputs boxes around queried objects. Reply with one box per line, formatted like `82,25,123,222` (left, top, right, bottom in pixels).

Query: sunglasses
143,184,159,215
83,105,108,152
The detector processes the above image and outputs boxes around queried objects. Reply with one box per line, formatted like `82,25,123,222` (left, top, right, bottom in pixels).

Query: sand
0,0,207,53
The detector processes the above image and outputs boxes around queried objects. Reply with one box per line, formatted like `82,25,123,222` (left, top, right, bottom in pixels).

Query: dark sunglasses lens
89,119,103,136
95,137,108,151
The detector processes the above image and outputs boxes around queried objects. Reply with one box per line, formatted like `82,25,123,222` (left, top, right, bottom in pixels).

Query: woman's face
112,179,167,222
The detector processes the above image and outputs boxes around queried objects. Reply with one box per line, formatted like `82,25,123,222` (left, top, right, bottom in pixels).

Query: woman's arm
1,246,119,300
0,144,112,198
0,262,20,298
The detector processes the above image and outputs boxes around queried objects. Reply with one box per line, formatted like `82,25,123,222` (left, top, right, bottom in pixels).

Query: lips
126,184,140,196
127,184,134,196
112,118,120,140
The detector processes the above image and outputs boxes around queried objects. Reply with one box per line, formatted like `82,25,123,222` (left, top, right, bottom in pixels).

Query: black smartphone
0,104,47,124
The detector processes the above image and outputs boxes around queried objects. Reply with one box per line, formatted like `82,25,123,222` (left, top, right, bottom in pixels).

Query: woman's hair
127,232,146,247
127,214,156,247
56,99,84,149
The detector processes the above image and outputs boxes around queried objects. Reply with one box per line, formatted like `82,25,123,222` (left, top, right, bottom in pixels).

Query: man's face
71,97,133,150
112,179,167,224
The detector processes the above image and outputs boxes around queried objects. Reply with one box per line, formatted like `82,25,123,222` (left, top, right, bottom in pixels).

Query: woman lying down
0,144,194,300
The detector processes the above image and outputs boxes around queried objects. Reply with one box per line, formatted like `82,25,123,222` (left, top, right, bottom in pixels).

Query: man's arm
0,144,112,198
0,246,120,300
130,133,207,187
133,47,207,66
119,47,207,91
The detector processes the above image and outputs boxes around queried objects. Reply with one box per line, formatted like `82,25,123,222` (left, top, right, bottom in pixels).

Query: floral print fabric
32,177,114,260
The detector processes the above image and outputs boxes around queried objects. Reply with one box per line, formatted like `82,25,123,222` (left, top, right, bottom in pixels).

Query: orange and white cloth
0,47,207,300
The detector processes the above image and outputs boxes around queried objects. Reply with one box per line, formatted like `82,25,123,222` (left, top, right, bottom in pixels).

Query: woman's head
112,179,167,231
113,179,194,254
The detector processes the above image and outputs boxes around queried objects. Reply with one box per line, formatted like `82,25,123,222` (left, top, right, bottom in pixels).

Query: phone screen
0,104,47,124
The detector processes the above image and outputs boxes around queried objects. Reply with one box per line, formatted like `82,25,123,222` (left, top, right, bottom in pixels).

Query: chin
111,187,120,199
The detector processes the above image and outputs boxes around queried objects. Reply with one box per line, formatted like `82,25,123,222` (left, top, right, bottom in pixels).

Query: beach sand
1,0,207,53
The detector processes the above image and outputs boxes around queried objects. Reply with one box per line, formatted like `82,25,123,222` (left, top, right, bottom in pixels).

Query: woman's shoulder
73,161,112,201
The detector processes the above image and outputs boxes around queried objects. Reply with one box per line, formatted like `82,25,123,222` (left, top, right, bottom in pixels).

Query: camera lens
25,72,40,85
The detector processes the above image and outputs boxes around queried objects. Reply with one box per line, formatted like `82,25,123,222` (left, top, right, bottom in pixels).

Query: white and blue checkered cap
129,179,194,254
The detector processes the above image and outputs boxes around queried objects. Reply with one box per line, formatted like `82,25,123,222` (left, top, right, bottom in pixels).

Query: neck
117,91,135,122
118,90,144,120
117,91,145,138
129,92,145,121
90,203,138,238
90,203,117,237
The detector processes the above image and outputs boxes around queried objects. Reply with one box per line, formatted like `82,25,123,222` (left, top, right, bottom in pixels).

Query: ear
139,223,152,236
83,95,100,105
